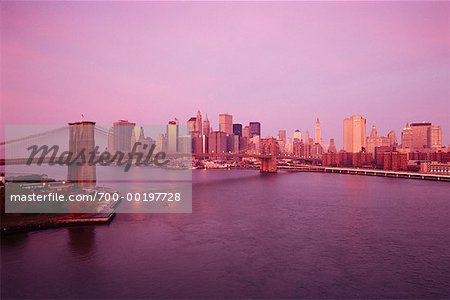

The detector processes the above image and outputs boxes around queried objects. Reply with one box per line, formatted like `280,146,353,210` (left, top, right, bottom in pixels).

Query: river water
1,170,450,298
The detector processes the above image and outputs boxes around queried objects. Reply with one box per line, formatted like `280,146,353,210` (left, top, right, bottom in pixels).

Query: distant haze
1,1,449,147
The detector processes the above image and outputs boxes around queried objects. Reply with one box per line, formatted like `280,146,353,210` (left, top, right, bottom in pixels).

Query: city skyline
1,1,449,146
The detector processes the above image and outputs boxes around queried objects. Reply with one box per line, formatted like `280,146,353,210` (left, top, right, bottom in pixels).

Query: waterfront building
285,138,293,154
167,119,179,153
111,119,136,153
278,130,287,142
293,140,304,157
343,115,367,153
420,161,450,174
203,114,211,137
187,117,196,134
328,138,337,153
388,130,398,147
178,135,192,154
209,131,227,155
219,113,233,135
242,126,250,138
312,143,324,159
314,118,323,146
131,126,154,155
383,151,408,171
366,123,390,154
402,122,435,150
249,122,261,137
293,130,302,142
431,126,442,149
196,110,202,135
233,124,243,137
156,133,167,152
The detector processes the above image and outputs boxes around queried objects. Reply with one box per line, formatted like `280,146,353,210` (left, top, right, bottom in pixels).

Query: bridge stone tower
260,137,278,173
67,121,96,189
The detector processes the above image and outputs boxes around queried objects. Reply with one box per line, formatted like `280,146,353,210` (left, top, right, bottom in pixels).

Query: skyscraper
233,124,243,137
167,119,179,153
203,114,210,136
314,118,322,145
249,122,261,137
431,125,442,148
343,115,367,153
242,126,250,138
402,122,433,149
328,138,337,153
401,123,413,148
209,131,227,154
293,130,302,142
278,129,286,141
219,113,233,134
387,130,398,147
196,110,202,135
112,119,136,153
186,117,196,133
366,123,390,154
305,130,311,145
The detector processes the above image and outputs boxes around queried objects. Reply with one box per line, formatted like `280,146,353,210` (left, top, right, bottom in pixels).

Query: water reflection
1,232,29,251
67,227,96,256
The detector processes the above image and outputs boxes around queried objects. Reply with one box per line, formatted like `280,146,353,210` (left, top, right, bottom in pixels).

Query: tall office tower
242,126,250,138
186,117,196,133
67,121,96,188
314,118,323,145
178,135,192,154
278,129,287,141
167,119,179,153
131,126,153,155
112,119,136,153
285,138,293,154
196,110,202,134
411,122,431,149
370,123,378,137
233,124,243,137
402,122,433,149
388,130,398,147
293,130,302,142
203,114,211,136
401,123,413,148
131,126,145,145
343,115,367,153
249,122,261,137
219,113,233,134
328,138,337,153
430,125,442,148
156,133,167,152
209,131,227,154
305,130,313,145
366,123,390,154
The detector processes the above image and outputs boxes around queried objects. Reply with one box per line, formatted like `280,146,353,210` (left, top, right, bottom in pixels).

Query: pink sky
1,1,449,147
